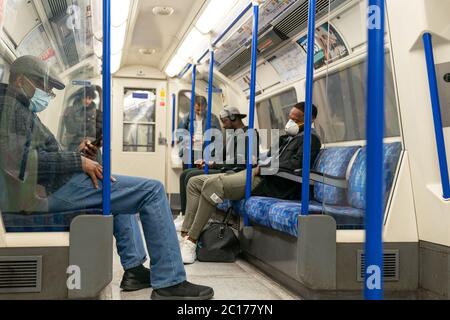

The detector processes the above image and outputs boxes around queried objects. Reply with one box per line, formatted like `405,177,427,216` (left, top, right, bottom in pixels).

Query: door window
123,88,156,152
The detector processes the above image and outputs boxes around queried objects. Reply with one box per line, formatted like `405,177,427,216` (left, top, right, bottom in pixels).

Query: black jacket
252,130,322,200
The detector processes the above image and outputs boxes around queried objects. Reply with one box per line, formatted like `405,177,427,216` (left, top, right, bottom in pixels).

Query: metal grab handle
423,33,450,200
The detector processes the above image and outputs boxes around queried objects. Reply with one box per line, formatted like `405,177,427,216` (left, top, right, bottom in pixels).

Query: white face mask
285,119,300,136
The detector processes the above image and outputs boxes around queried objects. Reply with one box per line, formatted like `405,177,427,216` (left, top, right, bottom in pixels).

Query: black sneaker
120,265,151,292
151,281,214,300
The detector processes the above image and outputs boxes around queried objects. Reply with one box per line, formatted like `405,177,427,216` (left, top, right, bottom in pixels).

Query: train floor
101,239,301,300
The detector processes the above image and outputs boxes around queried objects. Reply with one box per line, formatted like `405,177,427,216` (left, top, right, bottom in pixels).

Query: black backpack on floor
196,209,240,263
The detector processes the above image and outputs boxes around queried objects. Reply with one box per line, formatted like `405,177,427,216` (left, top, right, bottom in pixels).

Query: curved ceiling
122,0,207,71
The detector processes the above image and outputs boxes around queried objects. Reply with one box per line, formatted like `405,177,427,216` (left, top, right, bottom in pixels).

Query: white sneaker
174,213,185,232
177,233,188,244
181,239,197,264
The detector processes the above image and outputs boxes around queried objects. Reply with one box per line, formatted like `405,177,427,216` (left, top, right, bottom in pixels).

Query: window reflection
312,55,400,143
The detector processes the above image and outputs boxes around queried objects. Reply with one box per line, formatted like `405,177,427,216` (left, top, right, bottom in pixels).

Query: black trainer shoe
120,265,151,292
151,281,214,300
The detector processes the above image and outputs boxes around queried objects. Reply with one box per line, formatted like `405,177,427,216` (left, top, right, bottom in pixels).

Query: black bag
196,209,240,262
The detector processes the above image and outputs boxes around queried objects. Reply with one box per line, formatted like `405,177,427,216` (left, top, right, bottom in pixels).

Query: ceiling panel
123,0,207,70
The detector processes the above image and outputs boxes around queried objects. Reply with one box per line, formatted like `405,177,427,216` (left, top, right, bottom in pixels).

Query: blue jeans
48,173,186,289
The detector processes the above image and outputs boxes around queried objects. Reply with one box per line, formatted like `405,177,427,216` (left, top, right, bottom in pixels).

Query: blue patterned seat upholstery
216,143,402,236
314,146,360,205
245,197,291,228
217,200,232,212
347,142,402,211
2,209,103,232
268,201,323,237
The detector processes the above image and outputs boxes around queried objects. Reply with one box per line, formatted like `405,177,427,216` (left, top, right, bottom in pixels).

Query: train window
0,56,11,84
256,88,298,135
123,88,157,153
436,62,450,128
313,55,400,143
59,85,103,151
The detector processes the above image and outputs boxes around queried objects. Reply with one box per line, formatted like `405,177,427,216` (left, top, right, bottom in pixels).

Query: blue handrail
423,33,450,200
204,49,215,174
364,0,386,300
188,65,197,169
102,0,111,216
300,0,317,216
244,1,260,227
171,93,176,147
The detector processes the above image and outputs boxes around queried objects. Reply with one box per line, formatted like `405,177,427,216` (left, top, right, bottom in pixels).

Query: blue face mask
29,88,52,113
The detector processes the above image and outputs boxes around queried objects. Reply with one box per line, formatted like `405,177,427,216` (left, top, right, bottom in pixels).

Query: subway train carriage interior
0,0,449,301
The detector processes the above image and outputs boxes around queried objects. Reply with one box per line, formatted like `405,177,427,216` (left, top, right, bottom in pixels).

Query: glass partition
0,0,103,232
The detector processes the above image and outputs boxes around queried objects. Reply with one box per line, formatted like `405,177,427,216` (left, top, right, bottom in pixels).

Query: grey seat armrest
272,169,348,189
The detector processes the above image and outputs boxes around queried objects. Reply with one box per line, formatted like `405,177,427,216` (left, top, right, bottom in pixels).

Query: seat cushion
267,201,323,237
245,197,290,228
217,200,233,212
2,209,103,232
321,205,364,228
348,142,402,210
313,146,360,206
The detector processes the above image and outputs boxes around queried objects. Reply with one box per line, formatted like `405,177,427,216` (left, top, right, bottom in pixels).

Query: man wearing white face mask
180,102,321,264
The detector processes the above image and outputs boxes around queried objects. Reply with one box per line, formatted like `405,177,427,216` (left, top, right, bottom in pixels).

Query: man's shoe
151,281,214,300
174,213,184,232
120,265,151,292
181,239,197,264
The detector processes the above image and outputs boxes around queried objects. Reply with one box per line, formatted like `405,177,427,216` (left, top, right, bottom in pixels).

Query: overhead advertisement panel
17,24,61,73
297,22,348,70
268,42,307,82
215,0,297,67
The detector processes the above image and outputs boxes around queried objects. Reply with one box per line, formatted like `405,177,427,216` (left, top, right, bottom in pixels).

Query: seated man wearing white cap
175,106,259,230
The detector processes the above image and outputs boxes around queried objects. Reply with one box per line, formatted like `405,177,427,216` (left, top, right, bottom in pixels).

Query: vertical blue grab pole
171,93,176,147
244,1,260,226
423,33,450,200
204,47,215,174
364,0,386,300
102,0,111,216
301,0,316,216
188,65,197,169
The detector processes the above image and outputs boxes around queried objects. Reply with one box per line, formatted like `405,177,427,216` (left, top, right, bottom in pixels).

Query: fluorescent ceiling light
112,0,131,27
196,0,241,34
177,27,209,61
109,0,131,74
165,54,186,78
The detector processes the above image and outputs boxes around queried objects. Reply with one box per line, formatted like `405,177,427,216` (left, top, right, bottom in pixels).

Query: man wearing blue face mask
0,56,214,300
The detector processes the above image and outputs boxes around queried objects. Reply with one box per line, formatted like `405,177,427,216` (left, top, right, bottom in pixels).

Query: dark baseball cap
10,55,65,90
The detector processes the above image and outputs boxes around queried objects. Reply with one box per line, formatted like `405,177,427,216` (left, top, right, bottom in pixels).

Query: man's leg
49,174,186,289
181,174,219,235
187,169,263,240
181,168,221,214
179,169,191,214
114,214,147,270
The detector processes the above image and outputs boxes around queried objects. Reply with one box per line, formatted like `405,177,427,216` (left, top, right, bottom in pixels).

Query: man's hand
253,166,261,177
79,139,98,160
194,159,205,169
207,161,216,169
81,156,102,189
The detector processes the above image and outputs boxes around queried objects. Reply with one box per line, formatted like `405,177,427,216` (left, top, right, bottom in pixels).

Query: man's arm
37,150,83,175
278,136,304,172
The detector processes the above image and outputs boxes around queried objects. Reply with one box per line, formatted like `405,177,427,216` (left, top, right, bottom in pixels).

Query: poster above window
297,22,349,70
